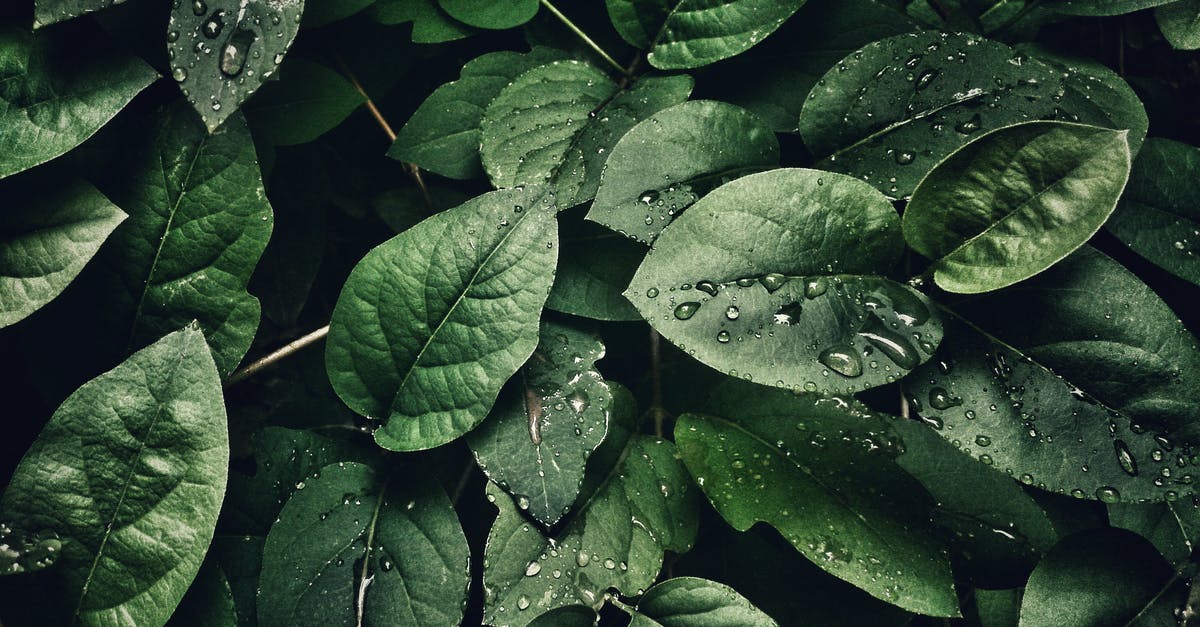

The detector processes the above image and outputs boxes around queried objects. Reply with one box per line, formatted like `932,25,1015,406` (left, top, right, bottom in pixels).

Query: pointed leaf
587,100,778,244
0,326,228,626
168,0,305,132
546,214,644,321
242,59,364,147
903,121,1131,294
33,0,121,27
625,168,941,396
467,321,613,527
1108,501,1200,568
438,0,539,29
675,381,959,617
1043,0,1178,15
368,0,476,43
258,462,470,626
1157,0,1200,49
626,577,778,627
1,177,126,328
0,22,157,180
168,557,238,627
326,187,559,451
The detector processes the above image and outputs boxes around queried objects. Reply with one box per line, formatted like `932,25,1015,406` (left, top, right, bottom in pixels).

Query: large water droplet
803,277,828,299
219,28,256,77
760,273,787,292
172,67,188,82
857,314,919,370
914,68,939,91
202,9,224,38
819,346,863,378
696,280,718,297
1095,486,1121,503
1114,440,1138,477
928,387,962,410
674,302,700,320
191,0,207,16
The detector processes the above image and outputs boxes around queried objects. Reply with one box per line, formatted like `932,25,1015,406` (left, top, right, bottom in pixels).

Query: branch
226,325,330,386
540,0,629,77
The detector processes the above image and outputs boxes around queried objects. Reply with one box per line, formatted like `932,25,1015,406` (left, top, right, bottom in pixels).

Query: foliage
2,0,1200,625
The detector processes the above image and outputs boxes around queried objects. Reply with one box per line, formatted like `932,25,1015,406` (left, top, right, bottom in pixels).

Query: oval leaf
546,213,644,321
438,0,538,29
326,187,558,451
627,577,777,627
903,121,1131,294
0,325,227,625
1157,1,1200,50
625,168,941,396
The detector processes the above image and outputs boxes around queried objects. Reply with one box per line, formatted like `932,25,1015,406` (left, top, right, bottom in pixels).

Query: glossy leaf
546,213,644,321
675,381,959,617
325,187,558,452
368,0,475,43
258,462,470,626
438,0,538,29
168,0,305,132
625,577,777,627
242,59,364,147
1157,0,1200,50
587,100,779,244
625,168,941,396
0,22,157,181
391,48,567,180
1043,0,1178,15
607,0,807,70
0,326,227,625
467,321,614,527
0,178,125,328
1107,137,1200,287
903,121,1131,294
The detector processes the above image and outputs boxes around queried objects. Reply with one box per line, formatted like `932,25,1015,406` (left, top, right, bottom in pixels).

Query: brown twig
226,325,330,386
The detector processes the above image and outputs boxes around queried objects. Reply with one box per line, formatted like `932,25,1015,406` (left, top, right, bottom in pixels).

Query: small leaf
258,462,470,626
587,100,779,244
1157,0,1200,50
1107,137,1200,287
546,212,644,321
675,380,959,618
625,168,940,396
326,187,558,452
467,320,614,527
1043,0,1179,15
242,58,364,147
0,177,126,328
903,121,1131,294
368,0,476,43
168,0,305,132
625,577,778,627
0,22,157,180
438,0,539,29
0,326,227,625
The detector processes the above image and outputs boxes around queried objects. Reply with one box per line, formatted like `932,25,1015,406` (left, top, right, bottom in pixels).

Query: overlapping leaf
1158,1,1200,49
439,0,538,29
623,577,777,627
368,0,475,43
546,213,644,321
1044,0,1178,15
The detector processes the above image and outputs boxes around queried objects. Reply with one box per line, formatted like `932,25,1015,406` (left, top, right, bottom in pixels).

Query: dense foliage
2,0,1200,625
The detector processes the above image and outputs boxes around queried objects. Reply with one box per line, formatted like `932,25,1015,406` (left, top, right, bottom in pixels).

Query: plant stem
649,329,665,437
540,0,629,77
451,458,476,506
226,325,330,385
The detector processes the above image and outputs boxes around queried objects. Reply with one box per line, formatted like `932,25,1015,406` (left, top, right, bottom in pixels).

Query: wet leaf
368,0,475,43
438,0,539,29
1043,0,1179,15
1157,0,1200,50
623,577,777,626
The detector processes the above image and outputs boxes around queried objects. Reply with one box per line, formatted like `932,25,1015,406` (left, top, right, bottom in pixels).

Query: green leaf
586,100,779,244
467,320,614,527
438,0,539,29
606,0,807,70
1107,137,1200,287
971,588,1023,627
167,557,238,627
624,577,778,627
0,22,157,181
242,58,364,147
482,390,699,626
0,177,126,328
1019,529,1177,626
258,462,470,626
546,212,644,321
482,62,693,207
1108,501,1200,567
903,121,1131,294
0,325,227,625
390,47,567,180
624,168,941,396
168,0,305,132
368,0,476,43
1043,0,1178,15
210,535,263,627
33,0,120,27
527,606,598,627
1157,0,1200,49
798,32,1136,198
325,187,558,452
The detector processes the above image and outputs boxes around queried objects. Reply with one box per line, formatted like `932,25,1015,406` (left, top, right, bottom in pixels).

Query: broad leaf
368,0,476,43
0,22,157,181
587,100,779,244
438,0,538,29
0,177,125,328
1158,0,1200,49
546,212,644,321
258,462,470,626
675,381,959,617
1019,529,1179,626
482,391,699,626
467,321,614,527
972,589,1023,627
606,0,807,70
0,326,227,626
1108,501,1200,567
623,577,777,626
391,47,567,180
481,61,693,207
242,59,364,147
1043,0,1178,15
326,187,558,452
625,168,941,396
1107,137,1200,287
168,0,305,132
903,121,1131,294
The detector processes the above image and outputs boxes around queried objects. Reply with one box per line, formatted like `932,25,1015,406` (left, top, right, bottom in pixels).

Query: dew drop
1114,440,1138,477
760,273,788,292
673,302,700,320
819,346,863,378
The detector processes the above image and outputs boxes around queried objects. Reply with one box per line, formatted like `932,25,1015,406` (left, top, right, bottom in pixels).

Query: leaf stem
540,0,629,77
226,325,329,385
649,329,666,437
451,457,476,506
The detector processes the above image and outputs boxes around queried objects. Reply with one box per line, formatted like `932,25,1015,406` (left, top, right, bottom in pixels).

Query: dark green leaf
438,0,539,29
467,320,614,527
367,0,476,43
243,59,364,146
258,462,470,626
33,0,120,27
527,606,598,627
325,187,558,451
167,557,238,627
1043,0,1178,15
1107,137,1200,287
0,22,157,180
0,326,227,625
546,213,644,321
971,588,1022,627
210,535,263,627
1157,0,1200,49
0,177,126,328
168,0,305,132
625,577,777,627
587,100,779,244
903,121,1131,294
625,168,941,396
675,380,959,617
1108,501,1200,567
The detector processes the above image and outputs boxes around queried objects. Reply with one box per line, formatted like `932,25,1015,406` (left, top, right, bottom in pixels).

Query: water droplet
914,68,939,91
857,314,920,369
1114,440,1138,477
1096,486,1121,503
803,278,828,299
894,151,915,165
760,273,787,292
517,595,530,610
524,561,541,577
725,306,739,320
819,346,863,378
219,28,256,77
928,387,962,410
516,496,530,510
674,302,700,320
955,113,982,134
191,0,206,15
639,190,659,205
645,287,659,298
696,280,718,297
172,67,188,82
576,552,590,567
974,435,991,447
202,9,224,38
716,331,731,344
